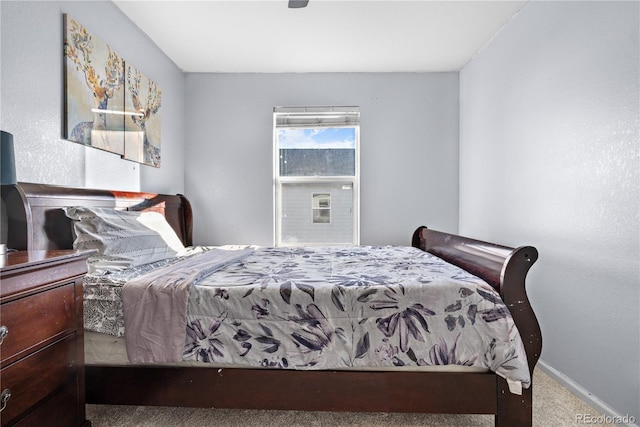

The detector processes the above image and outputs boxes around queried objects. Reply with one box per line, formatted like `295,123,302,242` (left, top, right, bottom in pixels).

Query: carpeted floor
86,368,613,426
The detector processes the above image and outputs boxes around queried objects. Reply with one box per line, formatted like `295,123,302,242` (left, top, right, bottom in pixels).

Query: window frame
273,107,360,247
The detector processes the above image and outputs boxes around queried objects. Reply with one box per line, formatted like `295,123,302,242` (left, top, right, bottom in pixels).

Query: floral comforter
83,245,531,392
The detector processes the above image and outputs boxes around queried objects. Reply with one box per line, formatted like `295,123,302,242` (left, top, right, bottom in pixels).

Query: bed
1,182,541,426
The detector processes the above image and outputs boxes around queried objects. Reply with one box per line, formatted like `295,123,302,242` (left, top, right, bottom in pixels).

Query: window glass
279,128,356,176
281,183,353,245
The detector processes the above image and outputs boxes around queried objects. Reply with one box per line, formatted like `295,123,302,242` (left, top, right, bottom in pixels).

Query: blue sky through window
278,127,356,149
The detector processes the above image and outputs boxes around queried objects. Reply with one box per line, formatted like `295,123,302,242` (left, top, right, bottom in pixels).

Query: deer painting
64,16,125,154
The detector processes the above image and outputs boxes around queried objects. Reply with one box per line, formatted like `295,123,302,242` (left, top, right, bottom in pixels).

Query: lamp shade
1,131,17,185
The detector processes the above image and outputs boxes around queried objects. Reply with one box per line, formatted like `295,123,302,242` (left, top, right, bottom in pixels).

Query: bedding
123,247,255,363
64,206,186,274
84,330,488,374
83,244,531,394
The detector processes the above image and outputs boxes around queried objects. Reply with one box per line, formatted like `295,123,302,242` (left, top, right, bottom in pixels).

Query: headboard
1,182,193,251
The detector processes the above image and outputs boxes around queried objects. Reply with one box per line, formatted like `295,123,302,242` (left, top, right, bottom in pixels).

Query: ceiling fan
288,0,309,8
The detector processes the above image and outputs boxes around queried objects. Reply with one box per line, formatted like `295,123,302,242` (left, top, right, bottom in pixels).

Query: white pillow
64,206,186,274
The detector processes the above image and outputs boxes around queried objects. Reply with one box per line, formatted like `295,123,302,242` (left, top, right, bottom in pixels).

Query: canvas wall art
124,63,162,167
63,15,161,167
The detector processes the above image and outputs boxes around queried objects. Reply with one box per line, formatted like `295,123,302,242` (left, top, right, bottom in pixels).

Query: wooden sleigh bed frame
2,182,542,426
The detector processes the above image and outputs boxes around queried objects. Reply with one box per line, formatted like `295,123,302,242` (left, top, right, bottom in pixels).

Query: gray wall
185,73,459,246
0,0,185,194
460,1,639,422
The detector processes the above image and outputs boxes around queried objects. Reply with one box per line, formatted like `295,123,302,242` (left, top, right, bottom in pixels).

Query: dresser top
0,250,94,274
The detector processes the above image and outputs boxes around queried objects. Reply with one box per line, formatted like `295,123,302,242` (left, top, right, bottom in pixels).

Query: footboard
411,226,542,374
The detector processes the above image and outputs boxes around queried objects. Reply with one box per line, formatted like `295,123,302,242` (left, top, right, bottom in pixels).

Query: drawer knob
0,389,10,412
0,326,7,345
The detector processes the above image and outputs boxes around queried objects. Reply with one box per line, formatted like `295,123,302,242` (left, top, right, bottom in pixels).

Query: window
312,193,331,223
274,106,360,246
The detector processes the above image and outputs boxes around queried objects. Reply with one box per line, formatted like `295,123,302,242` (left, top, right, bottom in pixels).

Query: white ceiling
113,0,527,73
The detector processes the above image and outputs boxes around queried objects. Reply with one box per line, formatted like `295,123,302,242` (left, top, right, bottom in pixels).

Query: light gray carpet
86,368,612,426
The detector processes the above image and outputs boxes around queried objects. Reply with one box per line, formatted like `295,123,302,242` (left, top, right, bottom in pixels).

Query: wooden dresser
0,250,93,427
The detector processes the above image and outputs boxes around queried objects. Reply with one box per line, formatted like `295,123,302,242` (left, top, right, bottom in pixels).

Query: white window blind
274,106,360,129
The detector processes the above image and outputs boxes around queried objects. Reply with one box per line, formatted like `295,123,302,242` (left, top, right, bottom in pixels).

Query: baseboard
537,359,638,427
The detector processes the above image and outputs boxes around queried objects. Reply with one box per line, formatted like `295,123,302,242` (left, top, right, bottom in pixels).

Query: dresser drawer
12,381,78,427
0,334,77,426
0,283,76,365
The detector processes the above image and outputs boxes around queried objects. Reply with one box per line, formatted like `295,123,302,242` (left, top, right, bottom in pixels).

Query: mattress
83,245,530,391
